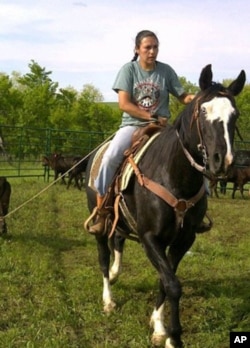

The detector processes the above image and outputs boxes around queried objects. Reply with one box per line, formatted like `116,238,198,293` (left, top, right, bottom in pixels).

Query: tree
221,78,250,141
16,60,58,128
80,84,104,103
0,73,23,126
50,87,78,129
74,84,120,133
169,76,199,123
234,84,250,141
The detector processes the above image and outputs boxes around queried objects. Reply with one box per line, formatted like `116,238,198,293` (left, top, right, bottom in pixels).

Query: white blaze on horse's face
201,97,235,166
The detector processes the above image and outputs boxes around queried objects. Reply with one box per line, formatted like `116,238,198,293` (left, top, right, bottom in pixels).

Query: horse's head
194,64,246,176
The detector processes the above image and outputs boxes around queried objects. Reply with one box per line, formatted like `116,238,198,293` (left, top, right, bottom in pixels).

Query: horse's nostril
214,153,221,163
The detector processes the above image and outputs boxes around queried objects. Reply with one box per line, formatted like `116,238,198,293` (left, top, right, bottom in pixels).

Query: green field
0,178,249,348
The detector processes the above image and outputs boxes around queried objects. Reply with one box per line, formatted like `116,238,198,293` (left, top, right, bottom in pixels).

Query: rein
126,154,206,228
175,130,207,175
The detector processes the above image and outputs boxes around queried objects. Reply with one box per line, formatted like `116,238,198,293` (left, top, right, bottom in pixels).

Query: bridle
176,129,208,176
176,90,233,179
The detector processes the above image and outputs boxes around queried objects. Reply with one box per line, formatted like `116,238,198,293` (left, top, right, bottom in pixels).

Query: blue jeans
94,126,138,196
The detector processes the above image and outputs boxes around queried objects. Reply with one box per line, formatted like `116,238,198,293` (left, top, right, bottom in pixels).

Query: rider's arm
118,90,155,122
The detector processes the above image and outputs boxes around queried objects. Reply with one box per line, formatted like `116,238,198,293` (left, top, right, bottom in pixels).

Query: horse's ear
199,64,213,90
227,70,246,96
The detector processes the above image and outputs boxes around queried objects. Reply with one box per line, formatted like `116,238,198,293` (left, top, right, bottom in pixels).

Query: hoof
151,333,166,347
165,338,175,348
103,301,116,314
165,337,183,348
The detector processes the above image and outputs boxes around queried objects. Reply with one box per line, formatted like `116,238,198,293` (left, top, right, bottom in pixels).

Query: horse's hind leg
232,183,237,199
96,235,116,313
239,183,245,199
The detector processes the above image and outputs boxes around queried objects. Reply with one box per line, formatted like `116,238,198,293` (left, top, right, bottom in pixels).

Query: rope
3,132,116,219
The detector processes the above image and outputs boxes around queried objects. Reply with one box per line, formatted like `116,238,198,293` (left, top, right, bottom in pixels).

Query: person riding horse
84,60,246,348
86,30,210,235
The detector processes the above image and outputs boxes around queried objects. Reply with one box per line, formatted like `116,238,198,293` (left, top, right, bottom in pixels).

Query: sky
0,0,249,101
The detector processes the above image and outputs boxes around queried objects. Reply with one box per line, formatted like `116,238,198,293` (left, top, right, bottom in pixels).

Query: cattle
227,166,250,199
42,153,88,190
234,149,250,167
67,157,89,190
42,154,68,185
209,150,250,198
0,177,11,234
209,165,250,199
209,176,224,198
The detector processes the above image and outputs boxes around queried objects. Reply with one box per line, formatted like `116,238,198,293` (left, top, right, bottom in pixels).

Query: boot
88,194,109,235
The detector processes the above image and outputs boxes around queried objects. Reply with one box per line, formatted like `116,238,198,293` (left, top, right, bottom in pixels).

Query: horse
84,64,246,348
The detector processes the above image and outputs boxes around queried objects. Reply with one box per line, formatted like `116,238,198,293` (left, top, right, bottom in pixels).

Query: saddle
86,124,163,238
88,123,162,193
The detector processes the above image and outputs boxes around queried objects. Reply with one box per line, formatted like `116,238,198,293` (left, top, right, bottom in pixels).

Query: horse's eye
201,107,206,114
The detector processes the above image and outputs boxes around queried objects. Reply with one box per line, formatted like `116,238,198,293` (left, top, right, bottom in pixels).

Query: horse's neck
168,128,204,194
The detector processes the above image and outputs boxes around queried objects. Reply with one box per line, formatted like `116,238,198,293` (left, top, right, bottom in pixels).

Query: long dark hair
131,30,159,61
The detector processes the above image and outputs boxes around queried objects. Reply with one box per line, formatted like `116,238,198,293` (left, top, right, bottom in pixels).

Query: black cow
0,177,11,234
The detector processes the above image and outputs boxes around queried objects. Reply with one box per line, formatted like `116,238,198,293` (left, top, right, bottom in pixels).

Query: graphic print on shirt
134,78,160,115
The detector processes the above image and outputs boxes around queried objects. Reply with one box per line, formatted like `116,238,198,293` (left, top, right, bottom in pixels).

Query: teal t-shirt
112,61,185,127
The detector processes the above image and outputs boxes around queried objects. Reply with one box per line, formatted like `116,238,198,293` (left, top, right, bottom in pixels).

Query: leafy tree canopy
0,60,249,141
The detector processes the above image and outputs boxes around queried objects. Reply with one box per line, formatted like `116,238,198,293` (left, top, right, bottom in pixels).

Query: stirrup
84,207,111,235
84,207,98,232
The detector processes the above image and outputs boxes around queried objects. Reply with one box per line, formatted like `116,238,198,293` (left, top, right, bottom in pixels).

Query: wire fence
0,125,111,180
0,125,249,183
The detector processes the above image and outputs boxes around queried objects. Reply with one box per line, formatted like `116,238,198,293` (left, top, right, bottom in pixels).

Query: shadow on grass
183,275,250,330
95,270,250,331
1,231,87,252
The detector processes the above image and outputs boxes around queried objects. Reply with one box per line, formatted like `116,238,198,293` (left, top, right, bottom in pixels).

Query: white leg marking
150,304,167,346
165,337,175,348
102,276,116,313
109,250,122,283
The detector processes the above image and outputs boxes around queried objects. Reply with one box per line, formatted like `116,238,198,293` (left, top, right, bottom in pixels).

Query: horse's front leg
150,280,167,346
109,235,126,284
102,276,116,313
96,236,116,313
142,233,183,348
109,249,123,284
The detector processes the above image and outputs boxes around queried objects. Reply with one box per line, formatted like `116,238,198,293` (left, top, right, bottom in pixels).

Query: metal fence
0,125,249,182
0,125,112,181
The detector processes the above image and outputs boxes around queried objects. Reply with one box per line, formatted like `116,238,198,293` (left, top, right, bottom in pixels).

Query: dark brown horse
85,64,246,348
0,177,11,234
209,150,250,198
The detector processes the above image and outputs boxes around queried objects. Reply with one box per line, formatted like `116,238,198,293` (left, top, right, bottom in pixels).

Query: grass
0,178,249,347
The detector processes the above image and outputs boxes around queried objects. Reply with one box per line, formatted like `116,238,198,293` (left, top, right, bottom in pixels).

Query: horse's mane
139,124,180,178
